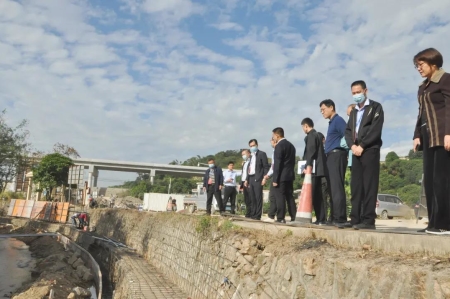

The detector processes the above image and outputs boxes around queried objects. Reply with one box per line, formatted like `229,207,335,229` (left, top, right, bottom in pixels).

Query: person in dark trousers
222,161,238,214
240,149,252,218
263,138,278,222
412,48,450,235
320,99,349,228
271,127,297,223
203,158,224,215
244,139,270,220
302,118,328,225
318,132,332,224
346,104,356,170
345,80,384,230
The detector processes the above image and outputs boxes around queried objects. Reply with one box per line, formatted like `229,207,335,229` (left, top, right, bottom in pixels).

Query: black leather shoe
276,219,286,224
353,223,376,230
333,222,345,229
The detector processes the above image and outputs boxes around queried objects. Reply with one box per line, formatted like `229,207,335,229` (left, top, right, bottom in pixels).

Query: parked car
376,194,412,219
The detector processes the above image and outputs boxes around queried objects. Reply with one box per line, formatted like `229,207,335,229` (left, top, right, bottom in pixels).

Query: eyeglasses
414,62,426,69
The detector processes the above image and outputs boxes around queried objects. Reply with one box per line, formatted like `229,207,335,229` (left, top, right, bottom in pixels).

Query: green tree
408,149,423,160
0,111,30,193
385,151,400,164
32,153,73,200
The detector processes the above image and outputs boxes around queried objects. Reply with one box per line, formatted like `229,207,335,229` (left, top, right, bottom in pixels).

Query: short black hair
207,157,215,162
248,139,258,146
319,99,335,111
228,161,234,165
272,127,284,137
414,48,443,68
301,118,314,128
351,80,367,89
242,149,250,154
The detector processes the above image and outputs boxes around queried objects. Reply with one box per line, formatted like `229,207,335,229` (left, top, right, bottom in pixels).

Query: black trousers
350,148,380,225
273,180,295,221
327,150,348,223
312,175,326,223
422,125,450,230
206,184,223,214
223,186,237,213
242,183,252,217
268,183,277,219
248,176,263,219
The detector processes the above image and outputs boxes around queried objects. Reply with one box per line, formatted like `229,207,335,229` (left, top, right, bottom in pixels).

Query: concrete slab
229,215,450,257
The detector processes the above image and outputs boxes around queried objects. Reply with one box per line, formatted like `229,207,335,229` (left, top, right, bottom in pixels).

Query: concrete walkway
114,251,188,299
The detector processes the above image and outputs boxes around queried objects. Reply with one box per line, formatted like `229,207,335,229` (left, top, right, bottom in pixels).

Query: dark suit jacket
303,129,328,177
203,166,224,192
246,150,270,182
345,100,384,150
272,139,296,184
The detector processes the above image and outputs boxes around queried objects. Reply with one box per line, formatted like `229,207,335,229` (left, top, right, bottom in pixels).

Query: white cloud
1,0,450,187
211,22,243,31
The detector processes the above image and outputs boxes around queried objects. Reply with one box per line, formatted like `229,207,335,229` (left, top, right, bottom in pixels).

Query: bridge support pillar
150,169,155,185
87,166,98,189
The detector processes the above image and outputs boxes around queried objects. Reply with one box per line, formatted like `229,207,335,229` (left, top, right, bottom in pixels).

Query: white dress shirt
248,152,257,175
267,150,274,178
223,169,237,187
241,161,249,182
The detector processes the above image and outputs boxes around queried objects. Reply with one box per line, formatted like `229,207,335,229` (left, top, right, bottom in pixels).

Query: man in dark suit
271,127,297,223
202,158,224,215
345,80,384,230
301,118,329,225
244,139,270,220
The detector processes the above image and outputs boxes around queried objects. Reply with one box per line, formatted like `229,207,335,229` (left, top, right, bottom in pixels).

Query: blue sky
1,0,450,186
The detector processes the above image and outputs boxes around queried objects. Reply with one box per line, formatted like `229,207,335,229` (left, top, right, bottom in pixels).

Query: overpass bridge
72,158,209,188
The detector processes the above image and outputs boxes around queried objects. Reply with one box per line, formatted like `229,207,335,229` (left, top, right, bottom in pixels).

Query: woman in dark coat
412,48,450,235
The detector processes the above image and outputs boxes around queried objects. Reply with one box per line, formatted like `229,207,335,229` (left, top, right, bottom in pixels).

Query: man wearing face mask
240,149,252,218
271,127,297,223
203,158,225,215
345,80,384,230
244,139,270,220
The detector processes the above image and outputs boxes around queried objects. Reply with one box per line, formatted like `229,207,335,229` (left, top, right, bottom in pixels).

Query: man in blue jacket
203,158,224,215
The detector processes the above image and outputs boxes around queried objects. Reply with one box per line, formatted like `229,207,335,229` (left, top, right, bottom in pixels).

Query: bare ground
1,225,93,299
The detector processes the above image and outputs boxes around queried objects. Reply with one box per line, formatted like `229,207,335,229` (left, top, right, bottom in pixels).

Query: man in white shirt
240,149,251,218
263,138,277,222
223,161,238,214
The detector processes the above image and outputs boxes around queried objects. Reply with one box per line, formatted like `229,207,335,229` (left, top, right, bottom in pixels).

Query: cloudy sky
1,0,450,185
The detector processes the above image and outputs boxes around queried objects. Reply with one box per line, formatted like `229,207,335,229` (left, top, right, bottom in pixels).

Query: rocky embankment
87,209,450,299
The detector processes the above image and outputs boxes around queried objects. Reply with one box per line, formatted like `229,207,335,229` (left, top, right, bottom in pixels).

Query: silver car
376,194,412,219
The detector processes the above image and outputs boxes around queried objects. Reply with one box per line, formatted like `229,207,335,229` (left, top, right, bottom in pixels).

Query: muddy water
0,238,36,297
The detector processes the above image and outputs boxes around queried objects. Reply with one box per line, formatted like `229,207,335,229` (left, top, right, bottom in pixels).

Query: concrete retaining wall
88,210,450,299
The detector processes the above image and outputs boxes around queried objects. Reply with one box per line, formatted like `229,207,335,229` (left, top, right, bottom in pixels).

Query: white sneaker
425,228,450,235
262,217,275,223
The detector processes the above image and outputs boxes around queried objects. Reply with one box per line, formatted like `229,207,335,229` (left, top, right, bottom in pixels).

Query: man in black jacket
271,127,297,223
244,139,270,220
302,118,328,224
202,158,224,215
345,80,384,230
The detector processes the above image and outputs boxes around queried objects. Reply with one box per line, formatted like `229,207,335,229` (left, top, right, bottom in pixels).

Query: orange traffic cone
295,168,313,223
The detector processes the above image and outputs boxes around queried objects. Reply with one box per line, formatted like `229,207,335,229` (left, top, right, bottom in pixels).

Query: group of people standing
301,79,384,230
202,47,449,235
